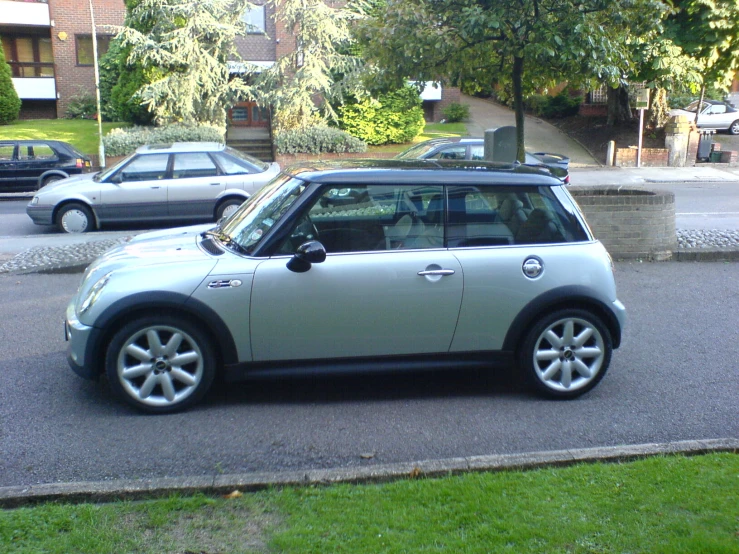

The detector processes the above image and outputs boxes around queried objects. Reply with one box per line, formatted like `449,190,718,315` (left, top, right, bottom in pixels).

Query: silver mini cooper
65,160,626,413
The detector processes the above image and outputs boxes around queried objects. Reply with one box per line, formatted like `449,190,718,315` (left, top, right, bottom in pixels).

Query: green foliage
110,60,154,126
98,38,125,122
441,102,469,123
275,125,367,154
103,124,224,156
118,0,253,127
526,91,582,118
0,39,21,125
338,86,425,145
64,91,97,119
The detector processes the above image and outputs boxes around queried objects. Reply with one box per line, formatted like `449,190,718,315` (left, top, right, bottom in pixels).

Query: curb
1,439,737,508
675,247,739,261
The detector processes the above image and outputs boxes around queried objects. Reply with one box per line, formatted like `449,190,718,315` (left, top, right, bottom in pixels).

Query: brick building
1,0,458,124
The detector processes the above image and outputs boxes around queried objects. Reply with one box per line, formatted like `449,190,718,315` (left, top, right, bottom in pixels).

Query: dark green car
0,139,91,192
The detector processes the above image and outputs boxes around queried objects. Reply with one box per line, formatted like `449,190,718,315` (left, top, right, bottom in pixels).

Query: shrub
103,124,225,156
339,86,425,145
0,40,21,125
275,126,367,155
442,102,470,123
525,91,582,118
65,92,97,119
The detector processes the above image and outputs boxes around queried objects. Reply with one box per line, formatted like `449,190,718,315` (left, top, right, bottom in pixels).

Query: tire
105,316,217,414
56,202,94,234
518,309,612,399
40,174,65,189
729,120,739,136
216,198,245,221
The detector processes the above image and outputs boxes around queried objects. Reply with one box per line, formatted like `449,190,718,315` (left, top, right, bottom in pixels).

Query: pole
637,107,644,168
89,0,105,168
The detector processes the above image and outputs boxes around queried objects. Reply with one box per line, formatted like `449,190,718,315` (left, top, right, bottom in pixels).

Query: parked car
65,159,625,413
395,138,570,182
27,142,280,233
0,140,91,192
669,100,739,135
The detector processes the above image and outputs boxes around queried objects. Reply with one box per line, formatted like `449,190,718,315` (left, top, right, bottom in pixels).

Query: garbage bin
697,130,715,161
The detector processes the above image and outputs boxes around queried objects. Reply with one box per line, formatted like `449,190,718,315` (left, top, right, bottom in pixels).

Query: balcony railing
8,62,54,78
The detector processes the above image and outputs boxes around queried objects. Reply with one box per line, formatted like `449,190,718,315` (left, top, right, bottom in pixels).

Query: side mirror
286,240,326,273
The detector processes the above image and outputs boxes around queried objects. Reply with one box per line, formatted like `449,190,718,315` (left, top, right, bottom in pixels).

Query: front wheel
215,198,244,221
56,202,94,233
519,309,612,399
729,120,739,136
105,316,217,413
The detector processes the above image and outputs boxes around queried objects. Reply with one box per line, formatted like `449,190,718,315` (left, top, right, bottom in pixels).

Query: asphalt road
0,262,737,488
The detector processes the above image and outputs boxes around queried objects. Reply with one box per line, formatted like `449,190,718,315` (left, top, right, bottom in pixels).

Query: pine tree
0,38,21,125
117,0,254,129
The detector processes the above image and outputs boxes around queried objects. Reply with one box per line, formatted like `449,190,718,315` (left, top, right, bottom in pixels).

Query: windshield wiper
201,229,250,256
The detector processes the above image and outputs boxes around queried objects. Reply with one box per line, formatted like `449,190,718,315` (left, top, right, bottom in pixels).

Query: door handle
417,269,455,276
210,182,221,186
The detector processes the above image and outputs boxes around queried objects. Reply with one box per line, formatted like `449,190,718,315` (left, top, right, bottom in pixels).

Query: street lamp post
89,0,106,168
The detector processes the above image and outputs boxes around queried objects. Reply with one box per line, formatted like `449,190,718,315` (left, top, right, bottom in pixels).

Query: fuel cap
522,257,543,279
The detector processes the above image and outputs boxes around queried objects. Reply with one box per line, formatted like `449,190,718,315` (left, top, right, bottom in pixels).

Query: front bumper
26,204,54,225
65,301,101,380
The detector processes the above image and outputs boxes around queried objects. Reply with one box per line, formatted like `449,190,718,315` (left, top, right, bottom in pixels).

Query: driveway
462,94,600,167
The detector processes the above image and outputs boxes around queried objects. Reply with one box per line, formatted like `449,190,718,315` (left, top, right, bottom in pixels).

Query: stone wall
569,186,677,260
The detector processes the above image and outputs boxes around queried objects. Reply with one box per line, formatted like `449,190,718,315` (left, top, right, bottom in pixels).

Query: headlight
30,197,39,205
78,272,112,315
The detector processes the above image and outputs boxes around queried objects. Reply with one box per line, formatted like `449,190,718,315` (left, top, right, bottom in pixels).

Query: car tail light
76,159,84,168
564,174,570,185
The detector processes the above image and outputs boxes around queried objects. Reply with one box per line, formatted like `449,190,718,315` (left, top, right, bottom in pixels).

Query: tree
359,0,665,161
254,0,364,131
0,39,21,125
116,0,254,128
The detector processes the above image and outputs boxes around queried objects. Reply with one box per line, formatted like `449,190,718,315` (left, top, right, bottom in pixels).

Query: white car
27,142,280,233
670,100,739,135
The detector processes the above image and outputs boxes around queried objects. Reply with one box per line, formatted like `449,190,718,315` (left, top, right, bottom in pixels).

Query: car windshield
219,173,306,254
224,146,269,171
395,142,442,159
683,100,707,113
94,153,135,182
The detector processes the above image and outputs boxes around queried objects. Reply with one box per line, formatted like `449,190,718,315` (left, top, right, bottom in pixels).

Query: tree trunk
647,87,669,129
512,55,525,162
606,84,633,126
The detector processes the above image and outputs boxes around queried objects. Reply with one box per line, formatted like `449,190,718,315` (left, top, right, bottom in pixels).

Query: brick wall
48,0,126,117
569,186,676,260
427,86,461,122
19,100,57,120
614,147,669,167
233,1,276,62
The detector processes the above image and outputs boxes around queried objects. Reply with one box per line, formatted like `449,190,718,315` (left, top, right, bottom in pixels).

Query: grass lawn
0,120,128,155
2,453,738,553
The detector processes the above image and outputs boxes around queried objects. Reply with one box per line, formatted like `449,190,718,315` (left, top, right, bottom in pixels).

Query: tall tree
116,0,253,128
254,0,364,131
359,0,664,161
0,38,21,125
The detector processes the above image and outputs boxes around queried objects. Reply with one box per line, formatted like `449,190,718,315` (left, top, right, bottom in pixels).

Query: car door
249,183,464,361
168,152,223,219
0,142,17,189
98,153,170,222
15,142,58,188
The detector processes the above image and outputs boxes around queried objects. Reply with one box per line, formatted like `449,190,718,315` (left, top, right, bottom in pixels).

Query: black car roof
283,159,563,186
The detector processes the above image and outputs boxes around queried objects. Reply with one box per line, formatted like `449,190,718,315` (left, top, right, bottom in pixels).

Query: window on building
242,5,266,34
75,35,112,66
2,35,54,77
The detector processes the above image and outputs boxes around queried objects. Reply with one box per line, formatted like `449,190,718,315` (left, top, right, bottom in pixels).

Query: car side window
709,104,726,114
447,185,588,247
0,144,14,161
19,143,57,161
117,154,170,182
470,145,484,160
172,153,218,179
276,184,444,254
212,152,255,175
429,146,466,160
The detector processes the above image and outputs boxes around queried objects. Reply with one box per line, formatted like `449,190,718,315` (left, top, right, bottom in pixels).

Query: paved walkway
462,94,600,166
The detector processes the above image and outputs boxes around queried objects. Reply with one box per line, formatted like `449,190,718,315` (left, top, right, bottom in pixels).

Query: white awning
410,81,443,101
228,61,275,74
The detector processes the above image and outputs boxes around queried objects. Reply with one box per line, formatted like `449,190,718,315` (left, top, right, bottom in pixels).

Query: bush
275,126,367,155
65,92,97,119
103,124,225,156
442,102,470,123
0,41,21,125
339,86,425,145
525,91,582,118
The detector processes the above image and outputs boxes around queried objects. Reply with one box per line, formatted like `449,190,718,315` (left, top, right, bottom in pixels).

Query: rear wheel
56,202,94,233
105,316,217,414
729,120,739,135
216,197,245,221
40,174,65,189
519,309,612,399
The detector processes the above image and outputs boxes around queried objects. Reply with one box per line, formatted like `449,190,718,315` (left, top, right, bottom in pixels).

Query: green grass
367,122,468,155
0,119,128,155
2,454,738,553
